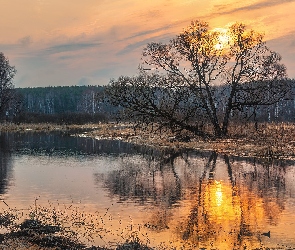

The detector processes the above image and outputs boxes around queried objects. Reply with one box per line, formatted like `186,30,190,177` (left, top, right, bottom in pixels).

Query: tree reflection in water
97,152,182,206
0,132,14,195
96,149,292,249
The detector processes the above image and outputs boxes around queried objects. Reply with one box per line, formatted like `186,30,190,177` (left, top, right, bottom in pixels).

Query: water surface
0,131,294,249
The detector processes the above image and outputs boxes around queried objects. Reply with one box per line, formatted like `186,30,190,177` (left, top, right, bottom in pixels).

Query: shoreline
1,122,295,161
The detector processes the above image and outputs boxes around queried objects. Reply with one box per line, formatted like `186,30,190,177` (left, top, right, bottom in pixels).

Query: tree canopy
0,52,16,119
106,20,290,138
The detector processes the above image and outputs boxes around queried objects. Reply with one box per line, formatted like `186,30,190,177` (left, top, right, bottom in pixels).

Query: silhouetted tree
0,52,16,120
106,21,290,138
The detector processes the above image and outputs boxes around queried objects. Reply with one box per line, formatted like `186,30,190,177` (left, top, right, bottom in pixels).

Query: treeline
5,85,117,124
2,81,295,125
216,79,295,123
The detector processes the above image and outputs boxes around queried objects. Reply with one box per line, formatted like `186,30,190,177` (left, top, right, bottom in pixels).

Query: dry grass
0,122,101,132
0,238,40,250
0,202,150,250
79,122,295,160
1,121,295,160
224,122,295,159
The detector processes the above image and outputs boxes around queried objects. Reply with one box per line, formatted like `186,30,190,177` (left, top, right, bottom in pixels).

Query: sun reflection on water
215,181,223,207
172,178,282,249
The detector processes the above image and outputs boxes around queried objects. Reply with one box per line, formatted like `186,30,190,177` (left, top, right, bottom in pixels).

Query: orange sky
0,0,295,87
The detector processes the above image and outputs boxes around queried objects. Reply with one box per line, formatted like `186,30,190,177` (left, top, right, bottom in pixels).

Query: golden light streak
215,181,223,206
172,180,284,249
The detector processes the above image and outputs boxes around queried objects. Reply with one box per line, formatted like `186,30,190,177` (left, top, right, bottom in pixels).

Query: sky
0,0,295,88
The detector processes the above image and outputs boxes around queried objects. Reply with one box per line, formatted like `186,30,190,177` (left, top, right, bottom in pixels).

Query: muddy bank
76,122,295,161
1,122,295,160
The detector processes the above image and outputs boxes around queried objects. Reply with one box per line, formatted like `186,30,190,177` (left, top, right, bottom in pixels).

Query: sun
212,28,231,50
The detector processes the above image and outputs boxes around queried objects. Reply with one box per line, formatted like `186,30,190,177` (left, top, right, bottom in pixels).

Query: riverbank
0,123,98,133
1,122,295,160
76,122,295,161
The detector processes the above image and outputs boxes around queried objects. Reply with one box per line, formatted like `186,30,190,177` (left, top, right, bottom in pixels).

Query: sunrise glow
212,28,231,50
0,0,294,87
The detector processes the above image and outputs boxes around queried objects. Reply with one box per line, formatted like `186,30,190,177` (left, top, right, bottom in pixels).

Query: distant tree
106,21,290,138
0,52,16,120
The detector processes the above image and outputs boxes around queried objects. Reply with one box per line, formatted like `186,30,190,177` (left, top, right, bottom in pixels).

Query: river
0,131,294,249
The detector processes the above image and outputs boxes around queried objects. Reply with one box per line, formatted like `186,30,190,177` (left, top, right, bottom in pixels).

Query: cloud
117,33,172,56
6,0,295,88
0,40,32,51
18,36,32,47
267,32,295,52
115,21,182,56
0,43,19,51
214,0,295,15
266,32,295,78
44,42,101,55
124,23,175,41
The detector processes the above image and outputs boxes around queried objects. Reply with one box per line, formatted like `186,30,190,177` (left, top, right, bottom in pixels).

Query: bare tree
106,21,289,138
0,52,16,120
107,72,214,137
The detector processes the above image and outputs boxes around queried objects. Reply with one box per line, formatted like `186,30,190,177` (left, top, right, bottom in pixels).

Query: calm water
0,131,295,249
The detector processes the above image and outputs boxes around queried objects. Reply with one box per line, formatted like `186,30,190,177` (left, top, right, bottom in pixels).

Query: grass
0,202,153,250
1,121,295,160
77,122,295,160
0,122,100,132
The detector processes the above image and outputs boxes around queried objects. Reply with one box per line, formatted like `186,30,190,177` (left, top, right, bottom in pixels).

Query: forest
1,81,294,126
3,85,115,124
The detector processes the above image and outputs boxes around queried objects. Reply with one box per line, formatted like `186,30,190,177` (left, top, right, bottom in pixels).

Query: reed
2,121,295,159
0,201,152,249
